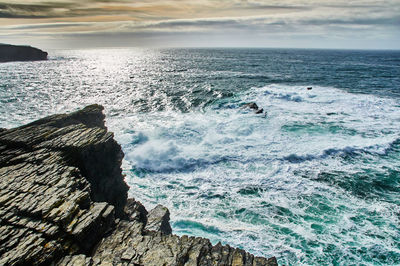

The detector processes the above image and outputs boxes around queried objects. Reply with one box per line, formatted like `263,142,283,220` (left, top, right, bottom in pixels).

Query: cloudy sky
0,0,399,49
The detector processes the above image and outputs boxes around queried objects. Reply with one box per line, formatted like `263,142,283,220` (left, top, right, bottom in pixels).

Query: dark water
1,48,400,265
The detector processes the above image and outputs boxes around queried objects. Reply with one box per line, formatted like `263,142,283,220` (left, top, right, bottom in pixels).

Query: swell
281,137,400,164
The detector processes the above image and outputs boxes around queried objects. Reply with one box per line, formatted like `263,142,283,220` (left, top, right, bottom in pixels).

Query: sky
0,0,399,49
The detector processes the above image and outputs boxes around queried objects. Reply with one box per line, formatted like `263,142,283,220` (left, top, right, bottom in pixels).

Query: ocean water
1,48,400,265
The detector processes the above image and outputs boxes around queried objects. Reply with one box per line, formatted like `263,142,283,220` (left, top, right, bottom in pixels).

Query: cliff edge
0,105,278,265
0,44,48,62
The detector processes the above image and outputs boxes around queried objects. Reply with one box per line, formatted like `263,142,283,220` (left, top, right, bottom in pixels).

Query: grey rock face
125,198,148,224
0,105,278,266
145,204,172,235
93,220,278,266
0,105,125,264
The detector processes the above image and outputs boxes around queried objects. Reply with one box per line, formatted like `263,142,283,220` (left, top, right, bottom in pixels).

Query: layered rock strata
0,105,278,265
0,44,48,62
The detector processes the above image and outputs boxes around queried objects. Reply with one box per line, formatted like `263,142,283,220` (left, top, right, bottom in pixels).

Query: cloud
0,0,399,49
4,22,92,30
0,2,73,18
304,17,400,27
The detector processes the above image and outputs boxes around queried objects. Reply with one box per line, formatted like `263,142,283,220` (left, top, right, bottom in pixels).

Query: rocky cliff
0,105,278,265
0,44,48,62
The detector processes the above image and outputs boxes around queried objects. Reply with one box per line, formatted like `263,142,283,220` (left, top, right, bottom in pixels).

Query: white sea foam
112,84,400,172
107,84,400,264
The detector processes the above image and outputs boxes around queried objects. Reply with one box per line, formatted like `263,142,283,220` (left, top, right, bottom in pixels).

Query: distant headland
0,44,48,62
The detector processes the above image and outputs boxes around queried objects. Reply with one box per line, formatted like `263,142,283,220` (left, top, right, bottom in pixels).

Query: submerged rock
242,102,259,111
0,44,48,62
242,102,265,115
0,105,278,265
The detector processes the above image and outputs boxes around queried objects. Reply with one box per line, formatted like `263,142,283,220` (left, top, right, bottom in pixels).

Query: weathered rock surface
0,105,278,265
145,204,172,235
92,220,278,266
0,44,48,62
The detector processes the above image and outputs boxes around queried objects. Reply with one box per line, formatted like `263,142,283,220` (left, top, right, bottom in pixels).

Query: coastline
0,105,277,265
0,44,48,62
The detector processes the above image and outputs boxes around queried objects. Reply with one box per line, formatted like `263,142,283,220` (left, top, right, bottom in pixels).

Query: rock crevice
0,105,277,265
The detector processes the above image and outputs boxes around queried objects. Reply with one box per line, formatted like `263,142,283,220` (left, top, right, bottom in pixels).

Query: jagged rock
0,44,48,62
0,105,125,264
242,102,264,115
0,105,128,218
145,204,172,235
125,198,147,224
0,105,278,266
242,102,259,110
93,220,277,266
57,254,93,266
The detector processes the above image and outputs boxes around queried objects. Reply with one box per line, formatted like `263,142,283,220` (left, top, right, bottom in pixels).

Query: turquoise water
1,48,400,264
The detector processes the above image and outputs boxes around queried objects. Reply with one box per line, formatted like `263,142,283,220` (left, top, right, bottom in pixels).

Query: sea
1,48,400,265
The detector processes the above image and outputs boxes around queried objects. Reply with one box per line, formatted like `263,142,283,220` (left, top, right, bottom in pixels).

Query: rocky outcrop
0,105,278,265
145,204,172,235
0,44,48,62
91,218,278,266
241,102,264,114
0,105,126,265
